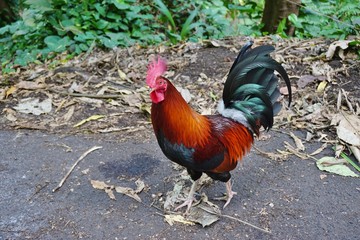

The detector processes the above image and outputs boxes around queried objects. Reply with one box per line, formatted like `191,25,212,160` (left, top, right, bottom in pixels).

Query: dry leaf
164,181,186,210
290,132,305,151
122,93,142,107
2,108,17,122
280,86,296,96
140,103,151,114
90,180,116,200
16,81,46,90
349,146,360,163
297,75,317,88
334,144,345,158
316,81,327,92
187,204,220,227
68,82,84,93
310,143,328,156
210,40,221,47
199,73,208,79
105,188,116,200
107,99,122,106
6,86,17,98
201,108,212,115
305,132,314,141
62,105,75,122
311,62,332,76
118,69,128,80
259,148,290,161
164,214,195,226
77,97,103,107
115,186,142,202
284,141,308,159
73,114,105,127
119,89,133,95
326,40,351,60
13,98,52,115
336,114,360,146
0,88,5,100
135,179,145,193
91,179,144,202
91,180,112,189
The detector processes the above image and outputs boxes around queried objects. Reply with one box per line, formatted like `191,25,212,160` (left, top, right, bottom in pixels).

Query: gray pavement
0,130,359,239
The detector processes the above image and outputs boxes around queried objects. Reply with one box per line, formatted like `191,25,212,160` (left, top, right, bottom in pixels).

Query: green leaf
61,19,83,34
288,13,302,28
94,3,106,17
21,9,39,27
276,18,288,38
0,25,10,34
25,0,53,12
316,157,359,177
180,8,198,39
110,0,130,10
98,36,118,48
154,0,176,30
44,36,73,52
94,19,109,30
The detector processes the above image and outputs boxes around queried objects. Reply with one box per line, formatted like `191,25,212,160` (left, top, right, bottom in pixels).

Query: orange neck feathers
151,79,211,147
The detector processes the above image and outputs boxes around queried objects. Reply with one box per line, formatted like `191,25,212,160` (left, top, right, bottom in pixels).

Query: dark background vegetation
0,0,359,74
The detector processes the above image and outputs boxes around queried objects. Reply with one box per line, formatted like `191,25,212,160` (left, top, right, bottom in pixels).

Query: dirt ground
0,37,359,239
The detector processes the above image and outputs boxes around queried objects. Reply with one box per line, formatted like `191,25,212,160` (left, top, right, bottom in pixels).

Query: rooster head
146,57,168,103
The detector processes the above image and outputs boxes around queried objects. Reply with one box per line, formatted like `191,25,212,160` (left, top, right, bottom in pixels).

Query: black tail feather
221,41,292,134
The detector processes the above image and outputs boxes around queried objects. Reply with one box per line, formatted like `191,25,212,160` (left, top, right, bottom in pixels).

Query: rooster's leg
223,180,237,209
174,179,198,213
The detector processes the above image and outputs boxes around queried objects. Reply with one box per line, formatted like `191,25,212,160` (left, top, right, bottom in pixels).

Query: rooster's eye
157,78,165,85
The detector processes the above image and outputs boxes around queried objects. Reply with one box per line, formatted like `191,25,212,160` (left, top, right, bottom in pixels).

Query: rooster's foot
223,180,237,209
214,180,237,208
174,179,198,214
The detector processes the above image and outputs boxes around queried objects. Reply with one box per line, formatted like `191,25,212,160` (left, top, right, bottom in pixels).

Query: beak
149,85,161,93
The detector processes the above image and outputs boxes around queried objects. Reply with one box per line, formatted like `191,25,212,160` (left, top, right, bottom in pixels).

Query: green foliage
1,0,359,73
225,0,264,37
288,0,360,39
1,0,253,72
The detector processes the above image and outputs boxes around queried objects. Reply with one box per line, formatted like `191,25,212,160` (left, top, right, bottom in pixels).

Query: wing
154,115,253,173
155,129,225,171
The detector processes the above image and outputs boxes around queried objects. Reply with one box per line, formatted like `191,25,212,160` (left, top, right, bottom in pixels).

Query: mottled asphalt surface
0,130,359,239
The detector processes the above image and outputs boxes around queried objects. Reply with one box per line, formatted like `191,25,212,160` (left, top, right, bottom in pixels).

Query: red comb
146,57,167,88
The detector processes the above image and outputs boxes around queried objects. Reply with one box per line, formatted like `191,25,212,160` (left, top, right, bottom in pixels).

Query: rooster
146,41,292,213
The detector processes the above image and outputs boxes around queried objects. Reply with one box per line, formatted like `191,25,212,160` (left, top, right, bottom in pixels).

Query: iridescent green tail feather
222,41,292,134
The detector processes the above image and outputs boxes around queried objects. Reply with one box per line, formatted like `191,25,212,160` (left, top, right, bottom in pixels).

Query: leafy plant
288,0,360,39
1,0,359,73
226,0,263,36
0,0,244,73
154,0,200,43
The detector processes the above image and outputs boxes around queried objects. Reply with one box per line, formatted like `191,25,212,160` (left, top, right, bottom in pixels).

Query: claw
223,180,237,209
174,197,195,213
174,179,198,214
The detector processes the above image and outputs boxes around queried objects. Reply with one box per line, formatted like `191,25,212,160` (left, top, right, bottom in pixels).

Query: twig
276,39,314,54
52,146,102,192
49,90,124,99
222,214,271,234
198,206,271,234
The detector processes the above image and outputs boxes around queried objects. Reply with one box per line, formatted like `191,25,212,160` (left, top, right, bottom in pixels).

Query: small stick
221,214,271,234
199,206,271,234
52,146,102,192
